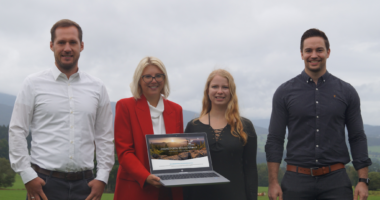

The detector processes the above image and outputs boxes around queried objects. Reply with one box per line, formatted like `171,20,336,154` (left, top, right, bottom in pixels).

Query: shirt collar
51,66,81,81
301,70,330,83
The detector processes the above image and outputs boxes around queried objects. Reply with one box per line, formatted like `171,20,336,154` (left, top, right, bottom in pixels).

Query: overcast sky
1,1,379,125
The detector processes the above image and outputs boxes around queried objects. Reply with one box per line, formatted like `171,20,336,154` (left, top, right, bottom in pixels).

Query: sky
0,1,379,125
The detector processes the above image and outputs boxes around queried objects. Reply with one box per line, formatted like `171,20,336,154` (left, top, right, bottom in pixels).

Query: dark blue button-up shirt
265,70,371,170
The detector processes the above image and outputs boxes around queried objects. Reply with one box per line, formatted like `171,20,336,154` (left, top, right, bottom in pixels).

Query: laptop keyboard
158,173,219,180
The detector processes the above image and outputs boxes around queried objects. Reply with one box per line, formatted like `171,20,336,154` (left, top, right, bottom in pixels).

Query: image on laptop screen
147,135,210,171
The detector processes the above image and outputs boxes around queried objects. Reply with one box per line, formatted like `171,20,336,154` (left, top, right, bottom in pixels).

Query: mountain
0,104,13,126
0,92,16,107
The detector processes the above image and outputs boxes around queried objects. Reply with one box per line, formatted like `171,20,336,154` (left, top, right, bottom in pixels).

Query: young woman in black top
184,69,258,200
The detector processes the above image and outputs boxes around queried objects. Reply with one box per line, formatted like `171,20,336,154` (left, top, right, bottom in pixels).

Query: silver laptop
145,133,230,187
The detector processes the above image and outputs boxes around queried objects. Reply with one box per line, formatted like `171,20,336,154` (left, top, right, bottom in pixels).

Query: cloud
0,0,379,125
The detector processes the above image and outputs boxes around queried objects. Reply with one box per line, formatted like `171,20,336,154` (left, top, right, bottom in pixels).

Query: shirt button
70,140,73,144
324,80,325,82
316,145,319,147
316,116,319,118
70,111,73,114
306,81,308,83
316,160,318,162
310,79,312,81
316,88,318,91
70,126,73,129
70,156,72,159
316,129,319,132
316,101,319,104
70,97,73,100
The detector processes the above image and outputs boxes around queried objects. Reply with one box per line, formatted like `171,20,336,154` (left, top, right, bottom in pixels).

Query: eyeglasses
141,74,165,83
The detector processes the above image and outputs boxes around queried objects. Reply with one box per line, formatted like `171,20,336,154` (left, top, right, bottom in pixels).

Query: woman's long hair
199,69,247,145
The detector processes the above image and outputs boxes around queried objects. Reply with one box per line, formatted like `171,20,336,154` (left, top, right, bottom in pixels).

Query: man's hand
267,162,283,200
145,174,162,188
268,182,283,200
85,179,106,200
354,182,368,200
25,177,47,200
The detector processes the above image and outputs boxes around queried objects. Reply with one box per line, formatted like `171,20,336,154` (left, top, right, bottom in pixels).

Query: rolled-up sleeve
345,85,371,170
94,84,115,183
265,85,287,163
9,77,38,184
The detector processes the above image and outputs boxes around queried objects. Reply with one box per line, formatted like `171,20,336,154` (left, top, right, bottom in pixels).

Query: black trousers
281,168,353,200
27,172,94,200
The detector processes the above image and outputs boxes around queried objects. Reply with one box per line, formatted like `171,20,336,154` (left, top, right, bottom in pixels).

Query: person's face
208,75,231,107
140,65,165,99
50,26,83,71
301,36,330,73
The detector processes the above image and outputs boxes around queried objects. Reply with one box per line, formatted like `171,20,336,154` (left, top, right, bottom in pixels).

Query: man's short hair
51,19,83,42
300,28,329,51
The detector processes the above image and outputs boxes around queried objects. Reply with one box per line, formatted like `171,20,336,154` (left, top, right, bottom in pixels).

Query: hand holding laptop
146,174,162,188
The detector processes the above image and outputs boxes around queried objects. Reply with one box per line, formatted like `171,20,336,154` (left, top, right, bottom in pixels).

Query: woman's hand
145,174,162,188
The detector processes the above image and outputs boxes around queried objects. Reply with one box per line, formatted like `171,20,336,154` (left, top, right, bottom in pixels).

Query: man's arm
87,84,115,200
345,86,371,200
268,162,282,200
9,77,47,200
354,167,369,200
346,85,371,170
9,78,37,183
265,86,288,200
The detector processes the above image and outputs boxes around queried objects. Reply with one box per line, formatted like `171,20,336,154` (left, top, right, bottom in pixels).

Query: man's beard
55,56,79,71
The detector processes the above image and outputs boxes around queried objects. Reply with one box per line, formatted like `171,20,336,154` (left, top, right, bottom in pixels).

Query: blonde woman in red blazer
114,56,183,200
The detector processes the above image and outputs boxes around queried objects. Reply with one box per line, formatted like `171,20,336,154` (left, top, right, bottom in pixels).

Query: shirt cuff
20,167,38,184
95,169,110,184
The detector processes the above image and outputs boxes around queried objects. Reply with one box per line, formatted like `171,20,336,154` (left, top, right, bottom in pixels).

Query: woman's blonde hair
130,56,170,99
200,69,247,145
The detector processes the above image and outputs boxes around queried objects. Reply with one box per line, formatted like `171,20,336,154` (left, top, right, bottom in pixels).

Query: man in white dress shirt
8,19,114,200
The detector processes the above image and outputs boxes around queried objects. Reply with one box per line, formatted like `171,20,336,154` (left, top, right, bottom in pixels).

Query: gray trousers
27,172,94,200
281,168,353,200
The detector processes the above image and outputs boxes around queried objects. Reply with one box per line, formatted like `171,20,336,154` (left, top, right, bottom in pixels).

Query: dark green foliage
368,172,380,191
346,165,358,186
0,139,9,159
257,163,285,186
0,157,16,188
0,125,8,140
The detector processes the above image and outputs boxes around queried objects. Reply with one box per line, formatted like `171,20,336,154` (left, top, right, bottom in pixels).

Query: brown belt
287,163,345,176
32,164,93,181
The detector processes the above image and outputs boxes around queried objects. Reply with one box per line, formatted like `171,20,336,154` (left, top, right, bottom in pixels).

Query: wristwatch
358,178,370,185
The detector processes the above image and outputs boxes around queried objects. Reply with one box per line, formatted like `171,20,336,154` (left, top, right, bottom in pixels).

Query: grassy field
1,175,380,199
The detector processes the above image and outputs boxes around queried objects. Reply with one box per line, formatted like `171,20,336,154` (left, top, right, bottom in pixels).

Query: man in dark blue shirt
265,28,371,200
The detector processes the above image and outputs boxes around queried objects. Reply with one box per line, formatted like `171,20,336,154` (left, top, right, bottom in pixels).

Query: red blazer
114,95,184,200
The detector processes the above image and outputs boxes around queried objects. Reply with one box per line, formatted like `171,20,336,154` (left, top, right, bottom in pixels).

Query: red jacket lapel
163,98,176,134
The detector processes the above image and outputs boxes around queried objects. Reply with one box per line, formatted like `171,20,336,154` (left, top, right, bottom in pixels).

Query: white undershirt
147,96,166,135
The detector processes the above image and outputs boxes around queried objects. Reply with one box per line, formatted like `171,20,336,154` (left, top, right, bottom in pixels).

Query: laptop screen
146,133,211,171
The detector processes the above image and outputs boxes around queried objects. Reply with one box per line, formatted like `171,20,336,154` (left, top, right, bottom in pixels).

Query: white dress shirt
9,67,114,184
147,96,166,135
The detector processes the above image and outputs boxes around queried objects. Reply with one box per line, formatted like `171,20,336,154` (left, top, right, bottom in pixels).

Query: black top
184,117,258,200
265,71,372,170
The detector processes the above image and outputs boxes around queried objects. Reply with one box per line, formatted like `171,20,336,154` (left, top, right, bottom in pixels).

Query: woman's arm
114,100,150,188
243,119,258,200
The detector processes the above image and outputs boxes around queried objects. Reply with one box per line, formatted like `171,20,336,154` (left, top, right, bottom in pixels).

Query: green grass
2,175,380,199
0,174,114,200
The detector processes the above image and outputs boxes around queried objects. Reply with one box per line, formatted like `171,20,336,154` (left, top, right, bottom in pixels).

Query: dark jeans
281,168,353,200
26,172,94,200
